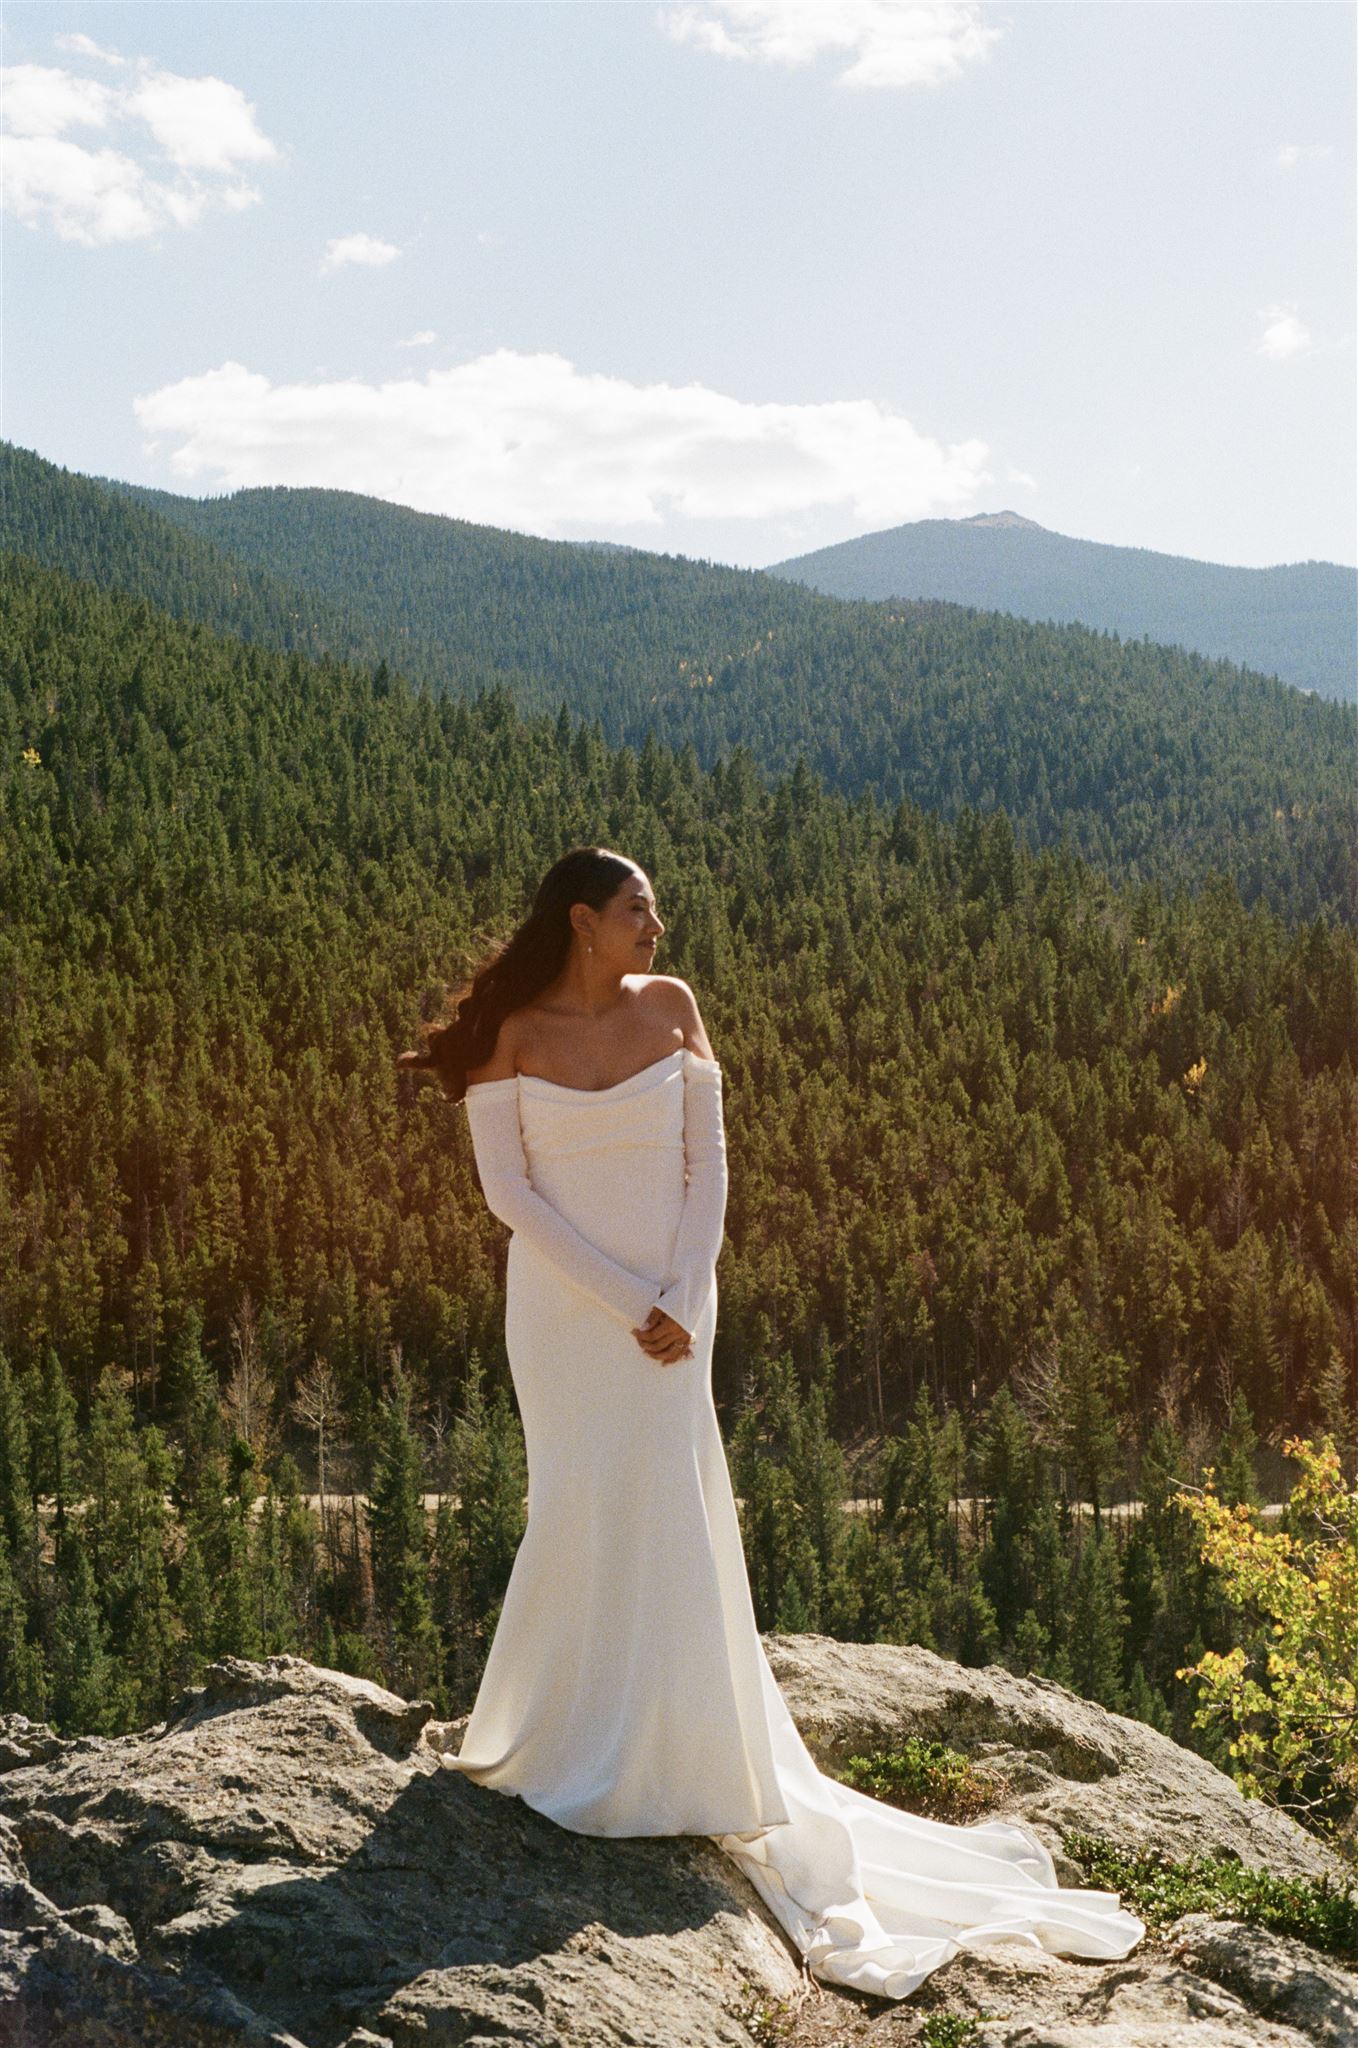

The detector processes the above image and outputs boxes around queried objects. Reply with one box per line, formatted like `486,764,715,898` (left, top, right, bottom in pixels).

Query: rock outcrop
0,1638,1350,2046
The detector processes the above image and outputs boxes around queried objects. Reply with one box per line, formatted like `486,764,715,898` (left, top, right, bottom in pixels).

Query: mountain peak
959,509,1046,531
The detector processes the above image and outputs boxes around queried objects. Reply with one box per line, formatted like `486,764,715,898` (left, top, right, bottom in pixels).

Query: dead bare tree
223,1287,281,1472
292,1354,342,1558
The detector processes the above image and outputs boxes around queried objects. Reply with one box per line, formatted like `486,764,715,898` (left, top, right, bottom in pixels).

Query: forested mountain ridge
3,551,1352,1445
5,442,1354,923
0,439,364,664
770,510,1358,704
3,549,1356,1745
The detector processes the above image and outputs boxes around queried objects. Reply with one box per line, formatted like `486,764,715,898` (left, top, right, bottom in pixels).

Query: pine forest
0,462,1355,1821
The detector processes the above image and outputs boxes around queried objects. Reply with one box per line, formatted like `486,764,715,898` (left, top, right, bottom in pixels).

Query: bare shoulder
640,974,716,1061
464,1009,525,1086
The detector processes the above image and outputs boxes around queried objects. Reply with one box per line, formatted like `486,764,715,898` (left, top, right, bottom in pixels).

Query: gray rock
0,1654,798,2046
0,1643,1352,2046
1169,1915,1358,2048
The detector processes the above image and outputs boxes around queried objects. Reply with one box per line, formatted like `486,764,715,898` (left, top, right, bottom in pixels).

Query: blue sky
3,1,1354,570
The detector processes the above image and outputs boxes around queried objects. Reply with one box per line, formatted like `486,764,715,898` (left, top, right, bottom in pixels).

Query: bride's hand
632,1307,693,1365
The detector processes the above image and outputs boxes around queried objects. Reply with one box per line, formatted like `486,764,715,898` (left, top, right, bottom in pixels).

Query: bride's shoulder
464,1011,525,1087
637,974,716,1062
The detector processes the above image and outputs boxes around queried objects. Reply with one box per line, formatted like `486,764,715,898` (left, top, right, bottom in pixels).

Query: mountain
0,439,368,665
769,511,1358,704
3,442,1355,921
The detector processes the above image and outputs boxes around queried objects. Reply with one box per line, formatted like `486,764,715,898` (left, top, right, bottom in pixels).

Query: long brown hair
400,846,640,1102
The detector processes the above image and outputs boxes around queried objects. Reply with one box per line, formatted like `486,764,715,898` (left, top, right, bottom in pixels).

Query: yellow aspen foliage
1175,1436,1358,1826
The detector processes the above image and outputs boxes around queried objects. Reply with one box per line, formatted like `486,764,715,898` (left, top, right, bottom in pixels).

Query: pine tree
977,1387,1041,1641
1214,1389,1261,1508
0,1531,47,1718
165,1308,227,1510
1118,1521,1164,1682
1125,1659,1170,1733
1009,1607,1049,1677
32,1349,79,1543
175,1530,215,1676
367,1359,427,1620
48,1526,128,1733
470,1387,528,1617
452,1355,527,1623
367,1362,446,1698
0,1348,35,1560
950,1549,1001,1668
1067,1528,1129,1711
1053,1319,1125,1530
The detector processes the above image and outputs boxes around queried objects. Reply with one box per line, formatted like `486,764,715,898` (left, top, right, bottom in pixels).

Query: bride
398,844,1144,2002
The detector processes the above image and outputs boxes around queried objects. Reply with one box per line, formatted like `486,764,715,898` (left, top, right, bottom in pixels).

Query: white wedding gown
449,1046,1144,2000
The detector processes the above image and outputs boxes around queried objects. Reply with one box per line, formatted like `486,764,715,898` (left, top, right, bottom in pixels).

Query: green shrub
1063,1830,1358,1962
833,1739,1002,1824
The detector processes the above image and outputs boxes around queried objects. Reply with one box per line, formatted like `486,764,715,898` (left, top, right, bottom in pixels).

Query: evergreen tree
1214,1389,1261,1507
0,1349,35,1560
1009,1607,1049,1677
0,1531,47,1718
452,1354,527,1631
31,1350,79,1543
1068,1528,1129,1711
48,1526,127,1734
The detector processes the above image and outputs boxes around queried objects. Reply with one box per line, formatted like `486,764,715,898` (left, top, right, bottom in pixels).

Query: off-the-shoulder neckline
465,1046,720,1100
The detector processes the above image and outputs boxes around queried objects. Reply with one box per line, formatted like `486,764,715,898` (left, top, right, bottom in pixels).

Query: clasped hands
631,1305,693,1366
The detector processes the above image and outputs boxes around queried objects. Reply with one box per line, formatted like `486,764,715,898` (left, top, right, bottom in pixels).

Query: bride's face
589,871,665,971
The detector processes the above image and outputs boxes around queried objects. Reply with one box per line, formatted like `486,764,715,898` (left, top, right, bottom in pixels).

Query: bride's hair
400,845,640,1103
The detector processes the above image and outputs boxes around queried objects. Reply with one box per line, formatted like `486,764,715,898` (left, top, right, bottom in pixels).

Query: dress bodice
464,1047,721,1282
512,1048,713,1278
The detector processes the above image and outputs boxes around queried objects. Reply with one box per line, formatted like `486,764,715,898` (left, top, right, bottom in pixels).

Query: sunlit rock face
0,1642,1351,2046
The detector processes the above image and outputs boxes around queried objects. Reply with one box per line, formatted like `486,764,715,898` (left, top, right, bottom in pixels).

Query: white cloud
53,33,126,67
132,350,992,539
3,135,204,242
396,329,437,348
124,68,277,173
1,62,115,136
660,1,1004,88
1005,466,1037,492
320,231,402,273
0,49,277,244
1255,302,1312,361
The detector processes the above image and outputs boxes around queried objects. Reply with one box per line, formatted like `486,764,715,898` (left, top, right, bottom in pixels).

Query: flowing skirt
446,1229,1145,1998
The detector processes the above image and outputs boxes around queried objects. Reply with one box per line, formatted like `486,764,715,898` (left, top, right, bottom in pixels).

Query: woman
398,845,1144,2001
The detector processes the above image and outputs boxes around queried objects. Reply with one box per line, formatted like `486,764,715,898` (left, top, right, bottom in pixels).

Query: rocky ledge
0,1637,1350,2047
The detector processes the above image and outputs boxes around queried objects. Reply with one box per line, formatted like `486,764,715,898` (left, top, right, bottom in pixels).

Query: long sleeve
652,1056,728,1340
463,1079,662,1331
